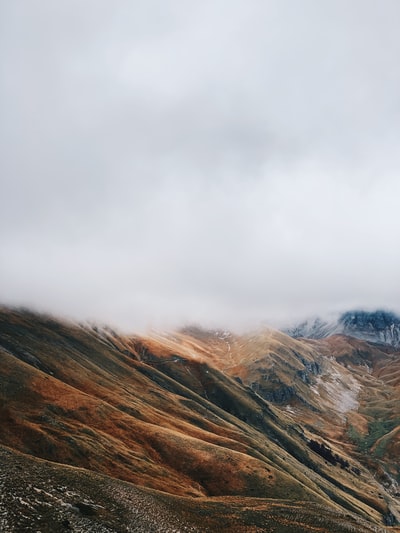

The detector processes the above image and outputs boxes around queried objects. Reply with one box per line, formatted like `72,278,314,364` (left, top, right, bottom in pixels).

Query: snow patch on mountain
284,313,341,340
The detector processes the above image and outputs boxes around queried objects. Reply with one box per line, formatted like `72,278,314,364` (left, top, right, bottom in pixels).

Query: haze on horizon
1,1,400,333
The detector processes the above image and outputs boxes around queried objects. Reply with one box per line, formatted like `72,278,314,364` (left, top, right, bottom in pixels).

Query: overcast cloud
1,0,400,332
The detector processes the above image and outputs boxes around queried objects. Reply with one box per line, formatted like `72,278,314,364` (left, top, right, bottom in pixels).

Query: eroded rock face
285,309,400,347
340,310,400,347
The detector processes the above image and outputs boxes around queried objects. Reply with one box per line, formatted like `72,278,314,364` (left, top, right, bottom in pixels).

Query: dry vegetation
1,307,400,531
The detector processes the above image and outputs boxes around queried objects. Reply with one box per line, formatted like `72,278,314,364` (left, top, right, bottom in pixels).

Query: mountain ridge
284,309,400,347
1,306,400,531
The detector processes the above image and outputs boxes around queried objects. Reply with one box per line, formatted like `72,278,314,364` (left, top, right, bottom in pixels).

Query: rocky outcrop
285,309,400,347
340,310,400,347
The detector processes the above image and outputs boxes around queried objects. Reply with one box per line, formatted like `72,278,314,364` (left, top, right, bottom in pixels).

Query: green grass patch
348,419,399,456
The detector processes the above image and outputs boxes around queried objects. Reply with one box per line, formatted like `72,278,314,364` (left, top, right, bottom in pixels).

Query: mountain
1,306,400,531
284,309,400,347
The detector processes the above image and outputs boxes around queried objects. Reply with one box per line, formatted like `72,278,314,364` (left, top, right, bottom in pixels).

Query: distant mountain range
284,309,400,347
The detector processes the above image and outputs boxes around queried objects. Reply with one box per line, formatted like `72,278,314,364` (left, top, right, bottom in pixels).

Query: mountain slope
0,307,399,531
155,325,400,523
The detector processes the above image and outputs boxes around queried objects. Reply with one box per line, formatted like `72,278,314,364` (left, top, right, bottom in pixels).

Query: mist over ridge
2,1,400,331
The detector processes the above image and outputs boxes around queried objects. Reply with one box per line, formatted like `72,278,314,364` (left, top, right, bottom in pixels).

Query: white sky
1,1,400,332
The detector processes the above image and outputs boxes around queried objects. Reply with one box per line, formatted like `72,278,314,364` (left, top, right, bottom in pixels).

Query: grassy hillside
0,307,399,531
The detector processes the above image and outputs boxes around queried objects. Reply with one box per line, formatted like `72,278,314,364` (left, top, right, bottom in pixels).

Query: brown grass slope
1,444,389,533
152,326,400,524
305,335,400,484
0,307,398,531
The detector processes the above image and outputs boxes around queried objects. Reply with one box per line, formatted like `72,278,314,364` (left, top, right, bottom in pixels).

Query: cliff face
285,309,400,347
340,310,400,347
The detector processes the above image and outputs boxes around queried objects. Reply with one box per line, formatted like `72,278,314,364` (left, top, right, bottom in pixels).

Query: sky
1,1,400,332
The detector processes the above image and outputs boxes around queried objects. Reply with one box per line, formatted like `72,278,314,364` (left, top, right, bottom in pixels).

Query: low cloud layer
1,1,400,332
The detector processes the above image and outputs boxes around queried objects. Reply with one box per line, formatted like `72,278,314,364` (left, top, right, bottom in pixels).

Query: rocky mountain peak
285,309,400,347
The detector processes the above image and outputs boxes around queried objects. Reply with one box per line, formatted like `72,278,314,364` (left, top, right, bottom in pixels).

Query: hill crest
1,306,400,531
